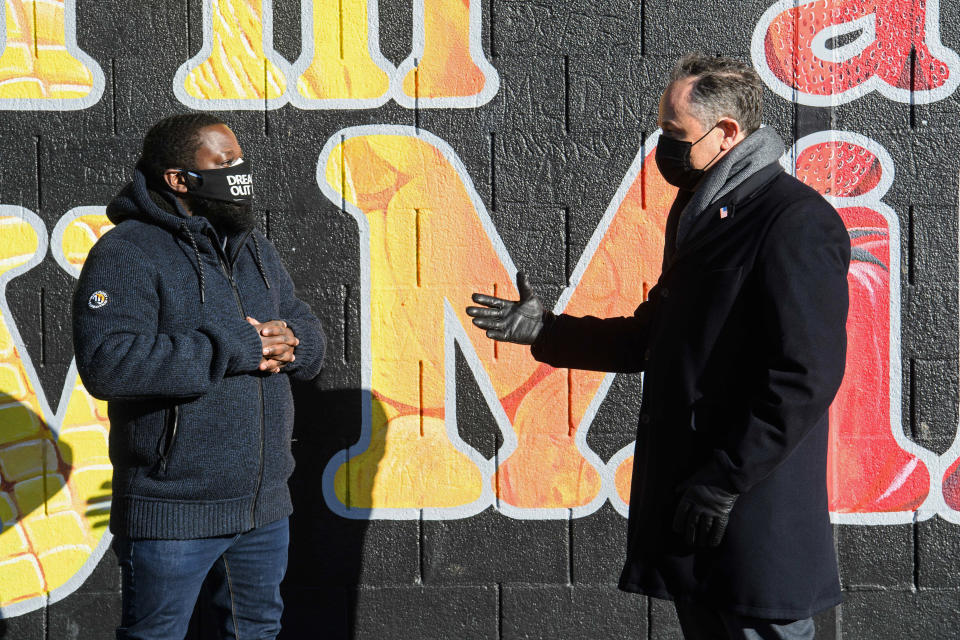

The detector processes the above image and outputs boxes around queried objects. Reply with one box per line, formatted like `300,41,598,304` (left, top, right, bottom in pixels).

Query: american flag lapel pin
719,206,729,219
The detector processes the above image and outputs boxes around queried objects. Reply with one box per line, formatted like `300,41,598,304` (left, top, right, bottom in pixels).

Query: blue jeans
675,599,815,640
113,517,289,640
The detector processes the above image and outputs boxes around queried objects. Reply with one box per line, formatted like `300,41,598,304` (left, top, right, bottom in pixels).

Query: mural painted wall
0,0,959,637
0,207,111,615
0,0,103,109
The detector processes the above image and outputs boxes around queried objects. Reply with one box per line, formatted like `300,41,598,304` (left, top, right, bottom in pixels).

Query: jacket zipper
157,406,179,476
213,234,265,529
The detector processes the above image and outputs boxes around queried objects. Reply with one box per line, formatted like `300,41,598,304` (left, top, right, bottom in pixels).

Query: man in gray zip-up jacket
72,114,325,639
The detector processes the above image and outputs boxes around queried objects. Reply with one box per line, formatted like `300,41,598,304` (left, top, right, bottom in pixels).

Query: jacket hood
107,163,238,305
107,164,211,235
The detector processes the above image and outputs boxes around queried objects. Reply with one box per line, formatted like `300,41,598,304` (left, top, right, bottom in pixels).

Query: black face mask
182,159,253,204
655,125,722,191
186,195,257,237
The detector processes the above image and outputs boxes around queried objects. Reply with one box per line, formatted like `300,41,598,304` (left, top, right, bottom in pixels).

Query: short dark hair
140,114,225,185
669,54,763,135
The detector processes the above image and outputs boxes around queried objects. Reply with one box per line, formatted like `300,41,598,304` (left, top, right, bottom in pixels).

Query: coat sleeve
258,235,326,381
694,199,851,494
73,238,266,401
530,299,656,373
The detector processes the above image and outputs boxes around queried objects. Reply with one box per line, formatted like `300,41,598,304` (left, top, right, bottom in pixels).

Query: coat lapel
662,163,785,275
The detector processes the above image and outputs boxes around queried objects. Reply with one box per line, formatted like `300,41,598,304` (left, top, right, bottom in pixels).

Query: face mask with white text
182,158,253,204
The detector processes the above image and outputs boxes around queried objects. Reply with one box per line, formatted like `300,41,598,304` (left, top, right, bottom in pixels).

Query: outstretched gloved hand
466,272,545,345
672,483,739,548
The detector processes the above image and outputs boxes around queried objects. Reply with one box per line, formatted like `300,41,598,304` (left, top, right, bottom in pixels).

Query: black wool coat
532,163,850,619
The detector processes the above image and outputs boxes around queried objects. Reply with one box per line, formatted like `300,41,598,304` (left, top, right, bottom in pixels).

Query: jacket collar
663,162,785,271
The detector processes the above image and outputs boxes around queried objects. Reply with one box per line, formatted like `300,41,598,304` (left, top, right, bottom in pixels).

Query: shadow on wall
281,384,383,638
0,402,75,634
182,383,380,639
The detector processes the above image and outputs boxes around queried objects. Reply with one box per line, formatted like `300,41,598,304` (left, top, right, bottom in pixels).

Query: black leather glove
672,483,739,548
466,272,545,344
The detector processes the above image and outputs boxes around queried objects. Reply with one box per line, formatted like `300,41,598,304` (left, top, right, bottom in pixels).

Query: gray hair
669,53,763,135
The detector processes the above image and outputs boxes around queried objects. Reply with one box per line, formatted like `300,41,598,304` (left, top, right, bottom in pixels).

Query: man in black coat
467,54,850,639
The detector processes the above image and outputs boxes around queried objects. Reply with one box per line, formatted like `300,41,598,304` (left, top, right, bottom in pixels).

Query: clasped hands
246,317,298,373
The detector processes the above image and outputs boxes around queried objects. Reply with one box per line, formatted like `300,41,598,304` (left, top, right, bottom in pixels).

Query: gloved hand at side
466,272,545,345
672,483,739,548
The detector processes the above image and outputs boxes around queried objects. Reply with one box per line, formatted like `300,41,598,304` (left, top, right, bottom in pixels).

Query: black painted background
1,1,959,638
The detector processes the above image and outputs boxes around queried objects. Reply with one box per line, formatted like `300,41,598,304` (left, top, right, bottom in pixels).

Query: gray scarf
675,126,785,247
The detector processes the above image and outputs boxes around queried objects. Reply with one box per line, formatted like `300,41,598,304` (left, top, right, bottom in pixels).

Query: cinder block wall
0,1,959,638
